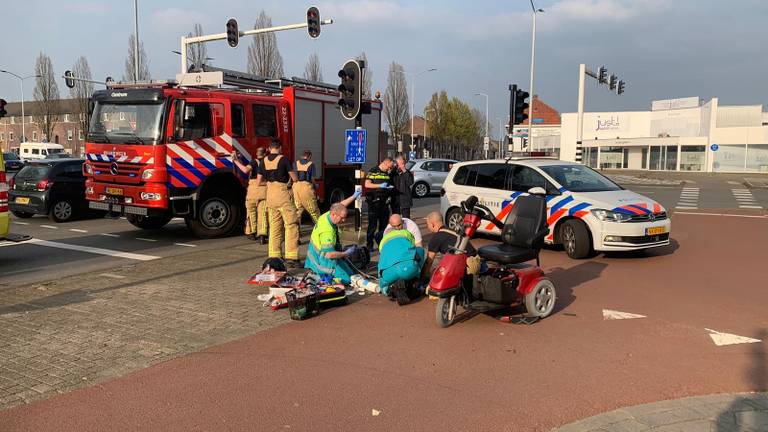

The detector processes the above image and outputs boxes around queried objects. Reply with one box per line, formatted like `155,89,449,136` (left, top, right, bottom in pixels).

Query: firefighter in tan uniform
233,147,268,243
256,140,300,266
294,150,321,225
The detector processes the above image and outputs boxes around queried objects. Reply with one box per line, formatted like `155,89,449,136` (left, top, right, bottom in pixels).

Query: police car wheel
560,219,592,259
446,208,464,233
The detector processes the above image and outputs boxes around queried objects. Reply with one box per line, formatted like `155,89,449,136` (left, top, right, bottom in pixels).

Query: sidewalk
555,392,768,432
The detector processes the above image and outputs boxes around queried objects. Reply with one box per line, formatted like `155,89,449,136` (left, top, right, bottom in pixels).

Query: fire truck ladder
191,65,338,94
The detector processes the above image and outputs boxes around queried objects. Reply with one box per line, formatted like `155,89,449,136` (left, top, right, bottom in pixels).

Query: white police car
440,158,671,259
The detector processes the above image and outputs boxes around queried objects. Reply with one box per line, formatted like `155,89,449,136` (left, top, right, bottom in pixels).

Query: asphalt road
1,210,766,431
5,175,768,289
0,197,442,288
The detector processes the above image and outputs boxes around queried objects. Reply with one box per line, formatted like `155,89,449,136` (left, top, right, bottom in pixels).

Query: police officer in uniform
364,157,395,250
256,139,300,266
233,147,268,244
294,150,321,224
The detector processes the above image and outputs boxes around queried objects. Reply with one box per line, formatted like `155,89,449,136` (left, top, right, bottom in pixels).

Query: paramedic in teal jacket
305,192,360,283
377,215,425,304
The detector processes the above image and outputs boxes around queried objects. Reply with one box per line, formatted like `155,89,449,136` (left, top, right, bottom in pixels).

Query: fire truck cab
84,68,381,238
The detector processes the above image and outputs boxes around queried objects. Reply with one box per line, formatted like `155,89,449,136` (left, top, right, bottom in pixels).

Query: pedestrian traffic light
64,70,75,89
609,74,617,91
226,18,239,48
514,88,529,125
307,6,321,38
0,99,7,119
598,66,607,84
337,60,362,120
617,80,626,95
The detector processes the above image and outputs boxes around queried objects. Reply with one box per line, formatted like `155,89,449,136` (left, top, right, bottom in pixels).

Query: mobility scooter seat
477,193,548,265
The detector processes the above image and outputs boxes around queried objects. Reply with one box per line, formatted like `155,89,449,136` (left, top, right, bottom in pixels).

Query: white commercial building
560,97,768,173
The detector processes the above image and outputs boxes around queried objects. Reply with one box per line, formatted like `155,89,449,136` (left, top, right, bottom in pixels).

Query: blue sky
1,0,766,139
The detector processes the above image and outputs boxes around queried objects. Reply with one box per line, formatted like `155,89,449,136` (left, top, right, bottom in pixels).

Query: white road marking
40,225,58,229
135,237,158,242
6,238,159,261
98,273,127,279
731,188,762,209
738,205,763,209
674,212,767,219
12,221,29,226
603,309,646,320
676,187,700,209
100,233,120,238
174,243,196,247
705,328,762,346
69,229,88,233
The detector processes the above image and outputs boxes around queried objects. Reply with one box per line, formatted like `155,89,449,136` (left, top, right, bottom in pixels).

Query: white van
441,158,671,259
19,142,66,161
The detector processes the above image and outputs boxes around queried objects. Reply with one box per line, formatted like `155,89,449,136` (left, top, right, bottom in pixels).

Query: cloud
546,0,671,23
150,8,209,34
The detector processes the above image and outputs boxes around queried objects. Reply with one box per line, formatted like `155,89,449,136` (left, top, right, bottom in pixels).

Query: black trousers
400,207,411,219
366,200,390,248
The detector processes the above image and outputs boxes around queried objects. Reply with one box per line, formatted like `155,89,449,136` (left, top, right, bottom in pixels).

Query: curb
554,392,768,432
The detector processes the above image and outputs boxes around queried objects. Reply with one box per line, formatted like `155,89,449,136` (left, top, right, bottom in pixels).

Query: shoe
259,235,268,245
246,233,257,240
390,280,410,306
284,259,302,268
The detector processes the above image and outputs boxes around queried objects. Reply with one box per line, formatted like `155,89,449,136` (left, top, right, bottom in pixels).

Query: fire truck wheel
126,213,173,230
188,193,241,238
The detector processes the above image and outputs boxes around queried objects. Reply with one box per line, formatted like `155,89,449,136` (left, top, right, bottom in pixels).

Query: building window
0,132,4,141
10,116,15,124
680,146,705,171
79,130,84,140
64,114,70,122
67,130,73,141
32,131,38,141
9,132,13,141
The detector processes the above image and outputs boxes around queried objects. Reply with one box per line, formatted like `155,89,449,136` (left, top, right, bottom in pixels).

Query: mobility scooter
427,190,556,327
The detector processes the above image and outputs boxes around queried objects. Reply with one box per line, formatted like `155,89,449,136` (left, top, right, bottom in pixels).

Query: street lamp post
1,70,41,144
475,92,489,158
422,107,434,158
407,68,437,153
528,1,544,151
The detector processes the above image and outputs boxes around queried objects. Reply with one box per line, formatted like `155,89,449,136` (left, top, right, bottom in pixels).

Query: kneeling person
378,225,426,305
305,192,360,283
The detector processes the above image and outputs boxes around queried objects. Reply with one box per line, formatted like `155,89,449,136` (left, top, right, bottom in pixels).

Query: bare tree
69,56,94,138
356,52,373,98
303,53,323,82
123,34,151,81
247,10,284,78
383,62,410,145
32,52,60,142
187,23,209,71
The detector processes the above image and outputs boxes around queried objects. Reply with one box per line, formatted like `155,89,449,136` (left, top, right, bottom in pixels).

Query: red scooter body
428,196,556,327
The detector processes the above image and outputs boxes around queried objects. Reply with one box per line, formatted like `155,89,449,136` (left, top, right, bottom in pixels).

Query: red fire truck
84,68,381,238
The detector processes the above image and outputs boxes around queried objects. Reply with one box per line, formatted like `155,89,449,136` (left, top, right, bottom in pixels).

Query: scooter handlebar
474,203,504,230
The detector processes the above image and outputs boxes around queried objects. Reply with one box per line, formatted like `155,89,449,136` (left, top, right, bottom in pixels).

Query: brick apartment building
0,99,87,156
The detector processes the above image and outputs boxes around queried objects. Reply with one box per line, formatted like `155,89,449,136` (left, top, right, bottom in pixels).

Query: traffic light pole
180,19,334,73
575,63,625,164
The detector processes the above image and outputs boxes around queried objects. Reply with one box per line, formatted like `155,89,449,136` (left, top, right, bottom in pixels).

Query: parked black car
9,159,97,222
3,152,24,172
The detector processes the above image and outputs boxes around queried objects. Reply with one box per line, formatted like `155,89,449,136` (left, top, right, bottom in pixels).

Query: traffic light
522,137,528,149
514,88,529,125
598,66,607,84
307,7,321,38
609,74,617,91
617,80,626,95
226,18,239,48
64,70,75,89
0,99,7,119
337,60,362,120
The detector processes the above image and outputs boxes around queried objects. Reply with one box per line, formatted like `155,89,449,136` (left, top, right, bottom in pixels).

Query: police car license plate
106,187,123,196
645,226,666,236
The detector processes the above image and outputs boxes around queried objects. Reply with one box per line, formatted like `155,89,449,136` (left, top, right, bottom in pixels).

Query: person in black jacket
390,154,414,219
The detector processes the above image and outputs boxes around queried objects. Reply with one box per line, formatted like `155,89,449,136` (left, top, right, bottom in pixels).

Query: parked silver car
406,158,458,198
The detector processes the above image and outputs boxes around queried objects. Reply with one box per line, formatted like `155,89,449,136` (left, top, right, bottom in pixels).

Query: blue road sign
710,143,719,151
344,128,367,164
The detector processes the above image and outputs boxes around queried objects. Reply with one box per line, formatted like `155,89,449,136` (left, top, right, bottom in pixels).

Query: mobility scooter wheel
436,296,458,327
524,279,556,318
